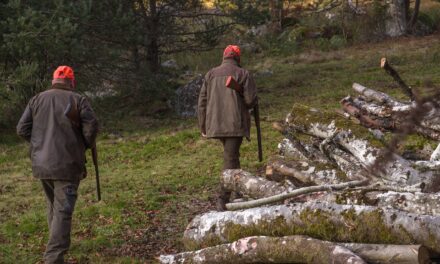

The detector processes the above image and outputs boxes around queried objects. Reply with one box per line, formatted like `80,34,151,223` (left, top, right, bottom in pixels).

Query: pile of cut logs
160,59,440,263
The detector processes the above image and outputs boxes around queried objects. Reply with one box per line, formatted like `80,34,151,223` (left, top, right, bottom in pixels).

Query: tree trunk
183,201,440,253
147,0,159,72
385,0,408,37
161,235,366,264
269,0,283,33
409,0,421,29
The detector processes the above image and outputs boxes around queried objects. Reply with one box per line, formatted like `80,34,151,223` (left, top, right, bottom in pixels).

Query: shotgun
64,100,101,201
225,76,263,162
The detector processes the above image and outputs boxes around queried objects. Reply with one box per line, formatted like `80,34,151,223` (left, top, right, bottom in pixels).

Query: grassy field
2,34,440,263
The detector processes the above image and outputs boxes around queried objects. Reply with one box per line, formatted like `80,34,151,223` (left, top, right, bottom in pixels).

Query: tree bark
372,191,440,216
161,235,366,264
183,201,440,253
221,169,296,199
266,158,344,186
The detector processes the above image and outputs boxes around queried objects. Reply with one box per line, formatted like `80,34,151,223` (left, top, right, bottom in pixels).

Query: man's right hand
201,132,207,138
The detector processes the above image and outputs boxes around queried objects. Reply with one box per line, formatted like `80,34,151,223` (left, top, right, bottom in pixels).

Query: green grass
2,34,440,263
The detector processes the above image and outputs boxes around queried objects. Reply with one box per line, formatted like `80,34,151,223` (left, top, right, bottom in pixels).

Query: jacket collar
222,57,241,67
51,82,74,91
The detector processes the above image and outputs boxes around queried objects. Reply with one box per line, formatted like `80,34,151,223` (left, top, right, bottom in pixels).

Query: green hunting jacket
17,83,98,181
198,58,258,139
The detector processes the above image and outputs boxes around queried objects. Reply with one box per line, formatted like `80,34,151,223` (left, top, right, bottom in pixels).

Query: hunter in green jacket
198,45,258,210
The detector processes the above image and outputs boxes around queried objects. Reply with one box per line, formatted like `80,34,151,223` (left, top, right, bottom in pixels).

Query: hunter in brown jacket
198,45,258,210
17,66,98,264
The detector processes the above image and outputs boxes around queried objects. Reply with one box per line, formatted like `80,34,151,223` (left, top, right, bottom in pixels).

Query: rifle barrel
254,104,263,162
92,146,101,201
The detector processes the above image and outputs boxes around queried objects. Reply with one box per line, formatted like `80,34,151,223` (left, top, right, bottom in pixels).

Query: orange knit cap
223,45,241,59
53,66,75,80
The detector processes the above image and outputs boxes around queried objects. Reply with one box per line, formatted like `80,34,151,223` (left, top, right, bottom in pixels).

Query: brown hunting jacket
17,83,98,181
198,58,258,139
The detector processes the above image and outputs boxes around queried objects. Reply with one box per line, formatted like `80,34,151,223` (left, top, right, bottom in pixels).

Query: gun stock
225,76,243,93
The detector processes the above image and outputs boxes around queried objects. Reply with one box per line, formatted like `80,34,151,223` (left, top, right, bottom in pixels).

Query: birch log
221,169,296,199
160,236,366,264
339,243,430,264
183,201,440,254
266,159,344,186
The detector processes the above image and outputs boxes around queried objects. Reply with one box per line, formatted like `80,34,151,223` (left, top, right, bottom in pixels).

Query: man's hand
201,132,207,138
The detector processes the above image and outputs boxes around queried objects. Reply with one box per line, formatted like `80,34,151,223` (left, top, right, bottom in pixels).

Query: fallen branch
225,180,367,210
161,235,366,264
381,57,414,100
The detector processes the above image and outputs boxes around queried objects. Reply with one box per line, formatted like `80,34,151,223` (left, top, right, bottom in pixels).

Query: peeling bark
161,235,366,264
183,201,440,253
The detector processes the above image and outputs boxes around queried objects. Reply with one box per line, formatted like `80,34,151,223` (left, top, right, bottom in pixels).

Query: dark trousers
217,137,243,208
219,137,243,170
41,179,79,264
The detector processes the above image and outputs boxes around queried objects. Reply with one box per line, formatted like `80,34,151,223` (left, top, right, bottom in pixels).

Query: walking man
17,66,98,263
198,45,258,210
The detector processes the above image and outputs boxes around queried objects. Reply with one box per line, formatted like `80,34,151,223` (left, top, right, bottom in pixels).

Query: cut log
339,243,430,264
183,201,440,253
266,159,344,186
225,180,367,211
221,169,296,199
160,235,366,264
341,96,394,130
352,83,410,110
278,136,331,164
